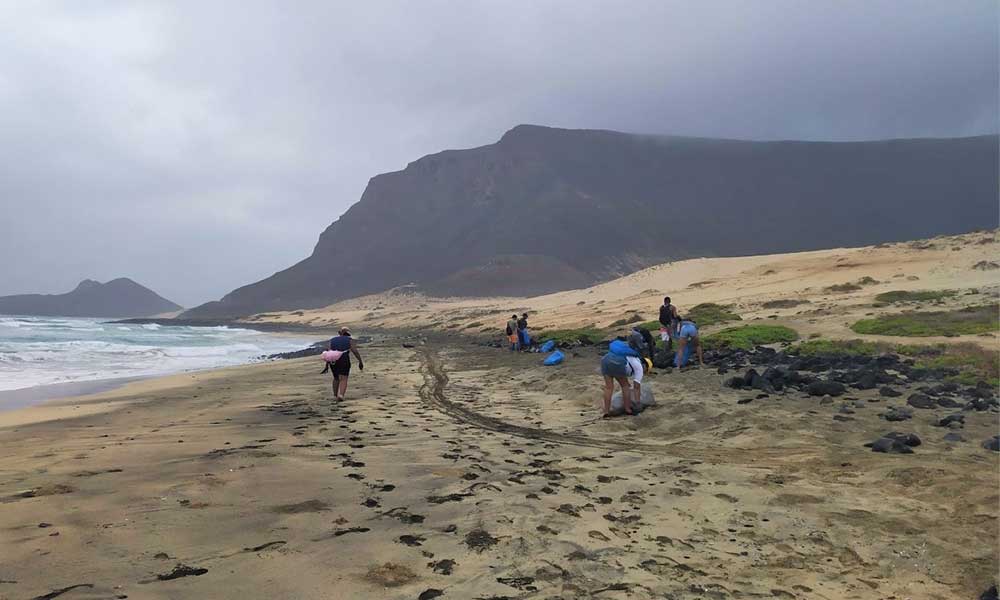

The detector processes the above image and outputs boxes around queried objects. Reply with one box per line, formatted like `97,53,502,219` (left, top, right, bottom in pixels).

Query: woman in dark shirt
328,327,364,401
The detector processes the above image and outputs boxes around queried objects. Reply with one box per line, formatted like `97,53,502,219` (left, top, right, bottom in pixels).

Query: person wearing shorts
600,351,634,417
675,319,704,368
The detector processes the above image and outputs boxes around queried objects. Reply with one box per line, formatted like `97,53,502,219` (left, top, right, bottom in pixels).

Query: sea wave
0,315,311,392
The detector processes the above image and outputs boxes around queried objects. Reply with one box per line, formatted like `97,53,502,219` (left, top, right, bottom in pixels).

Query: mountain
185,125,999,318
0,278,183,318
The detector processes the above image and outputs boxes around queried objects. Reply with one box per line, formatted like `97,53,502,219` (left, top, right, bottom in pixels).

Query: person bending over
674,318,704,368
328,327,364,401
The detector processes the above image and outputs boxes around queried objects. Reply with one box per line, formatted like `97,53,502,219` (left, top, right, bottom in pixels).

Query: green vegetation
539,327,605,345
873,289,957,303
703,325,798,350
825,282,862,293
639,320,662,332
609,313,645,328
791,338,998,387
686,303,742,327
793,338,889,356
850,305,998,337
762,299,810,309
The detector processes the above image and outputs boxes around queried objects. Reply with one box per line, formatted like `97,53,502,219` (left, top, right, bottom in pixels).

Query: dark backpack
505,324,513,335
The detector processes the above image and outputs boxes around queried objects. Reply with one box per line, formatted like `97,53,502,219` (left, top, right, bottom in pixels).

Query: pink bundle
321,350,344,362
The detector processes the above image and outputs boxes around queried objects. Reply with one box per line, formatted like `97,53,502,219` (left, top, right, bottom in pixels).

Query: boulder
807,380,846,397
879,386,902,397
881,407,913,422
935,413,965,428
982,436,1000,452
906,393,936,409
865,437,914,454
882,432,922,447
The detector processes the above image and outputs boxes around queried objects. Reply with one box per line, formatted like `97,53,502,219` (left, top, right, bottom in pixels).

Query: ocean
0,315,314,394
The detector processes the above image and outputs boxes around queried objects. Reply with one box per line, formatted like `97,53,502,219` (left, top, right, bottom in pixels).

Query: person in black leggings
328,327,364,400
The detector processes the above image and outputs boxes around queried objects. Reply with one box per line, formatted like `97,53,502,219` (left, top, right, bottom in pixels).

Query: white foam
0,315,312,392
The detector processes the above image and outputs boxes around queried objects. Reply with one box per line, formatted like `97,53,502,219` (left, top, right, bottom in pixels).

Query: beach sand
2,333,997,599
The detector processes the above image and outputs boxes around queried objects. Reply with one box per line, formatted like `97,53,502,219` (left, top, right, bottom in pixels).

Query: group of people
599,296,703,417
505,313,532,351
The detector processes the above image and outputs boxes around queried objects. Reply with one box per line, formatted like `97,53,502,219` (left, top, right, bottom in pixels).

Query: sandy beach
1,328,997,599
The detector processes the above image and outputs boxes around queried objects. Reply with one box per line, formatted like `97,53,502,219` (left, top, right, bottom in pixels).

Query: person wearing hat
328,327,364,401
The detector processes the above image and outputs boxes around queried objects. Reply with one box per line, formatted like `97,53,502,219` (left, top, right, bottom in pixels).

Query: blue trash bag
539,340,556,353
543,350,565,366
609,339,639,357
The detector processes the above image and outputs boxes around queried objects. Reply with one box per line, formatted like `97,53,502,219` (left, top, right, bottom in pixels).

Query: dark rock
853,371,878,390
882,432,921,447
807,380,846,397
865,437,914,454
881,407,913,422
936,397,962,408
936,413,965,428
418,589,444,600
943,432,965,442
906,393,936,409
979,584,998,600
983,436,1000,452
879,386,901,398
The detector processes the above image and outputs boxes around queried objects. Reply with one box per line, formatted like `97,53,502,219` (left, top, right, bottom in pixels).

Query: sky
1,1,997,307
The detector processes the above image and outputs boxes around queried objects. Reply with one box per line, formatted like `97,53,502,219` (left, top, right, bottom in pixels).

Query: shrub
703,325,798,350
540,327,605,345
793,339,891,356
609,314,644,327
685,303,741,327
762,299,810,309
825,283,862,293
874,290,957,303
850,305,998,337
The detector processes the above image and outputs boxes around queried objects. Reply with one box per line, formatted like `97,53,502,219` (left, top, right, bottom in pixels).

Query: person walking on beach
328,327,364,401
517,313,530,350
506,314,520,351
674,318,704,368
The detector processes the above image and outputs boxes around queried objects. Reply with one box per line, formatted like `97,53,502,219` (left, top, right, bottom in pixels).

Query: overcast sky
1,1,996,307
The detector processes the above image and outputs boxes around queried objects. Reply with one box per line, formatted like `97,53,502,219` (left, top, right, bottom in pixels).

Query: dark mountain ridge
0,278,182,318
185,125,999,318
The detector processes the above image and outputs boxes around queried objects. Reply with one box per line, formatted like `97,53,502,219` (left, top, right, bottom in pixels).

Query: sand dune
248,230,999,347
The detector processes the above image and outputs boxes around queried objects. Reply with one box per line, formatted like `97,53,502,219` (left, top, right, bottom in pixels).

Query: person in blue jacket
600,337,639,417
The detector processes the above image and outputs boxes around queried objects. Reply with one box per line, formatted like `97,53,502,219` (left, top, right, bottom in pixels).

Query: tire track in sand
416,345,817,464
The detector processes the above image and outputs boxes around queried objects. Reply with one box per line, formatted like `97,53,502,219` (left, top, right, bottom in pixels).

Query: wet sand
1,336,997,599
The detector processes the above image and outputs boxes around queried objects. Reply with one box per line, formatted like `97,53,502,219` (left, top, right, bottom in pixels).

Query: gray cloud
0,1,996,306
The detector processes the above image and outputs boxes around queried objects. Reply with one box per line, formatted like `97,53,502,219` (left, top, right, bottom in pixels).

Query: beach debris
464,529,498,552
